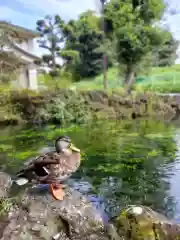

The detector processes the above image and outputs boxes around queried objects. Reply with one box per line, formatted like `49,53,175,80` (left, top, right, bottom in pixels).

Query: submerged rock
116,205,180,240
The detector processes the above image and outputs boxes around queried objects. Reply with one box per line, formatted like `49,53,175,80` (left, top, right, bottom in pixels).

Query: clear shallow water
0,120,180,221
167,130,180,222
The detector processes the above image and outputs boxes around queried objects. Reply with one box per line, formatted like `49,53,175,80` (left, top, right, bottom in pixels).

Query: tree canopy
61,10,104,79
36,15,64,73
152,35,178,67
103,0,173,91
35,0,178,89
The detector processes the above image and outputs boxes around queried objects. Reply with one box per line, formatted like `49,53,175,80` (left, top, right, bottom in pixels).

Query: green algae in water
0,120,179,219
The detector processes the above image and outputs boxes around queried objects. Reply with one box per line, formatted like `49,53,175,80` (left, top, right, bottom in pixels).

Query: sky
0,0,180,62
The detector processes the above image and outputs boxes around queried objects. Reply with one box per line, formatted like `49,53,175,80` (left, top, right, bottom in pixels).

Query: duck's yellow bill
70,143,80,152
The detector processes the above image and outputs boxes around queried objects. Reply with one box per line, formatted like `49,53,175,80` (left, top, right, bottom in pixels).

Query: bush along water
38,93,91,124
1,89,180,125
9,89,92,125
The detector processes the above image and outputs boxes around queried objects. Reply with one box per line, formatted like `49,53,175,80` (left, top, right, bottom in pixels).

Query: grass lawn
74,65,180,93
136,65,180,93
73,67,123,91
38,64,180,93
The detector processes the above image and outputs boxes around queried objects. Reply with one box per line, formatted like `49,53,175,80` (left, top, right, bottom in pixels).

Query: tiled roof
0,21,40,38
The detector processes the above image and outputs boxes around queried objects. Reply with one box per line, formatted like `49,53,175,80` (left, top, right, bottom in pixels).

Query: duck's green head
55,136,80,153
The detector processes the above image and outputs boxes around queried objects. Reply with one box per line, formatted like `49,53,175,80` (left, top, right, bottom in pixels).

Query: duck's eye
59,140,70,149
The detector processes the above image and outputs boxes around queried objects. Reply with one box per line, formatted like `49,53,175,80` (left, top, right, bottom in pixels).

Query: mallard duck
16,136,81,200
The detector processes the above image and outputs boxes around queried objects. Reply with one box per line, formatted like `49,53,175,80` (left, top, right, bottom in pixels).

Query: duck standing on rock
16,136,81,200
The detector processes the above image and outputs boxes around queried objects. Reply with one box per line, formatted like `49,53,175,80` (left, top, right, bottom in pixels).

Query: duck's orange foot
49,184,65,201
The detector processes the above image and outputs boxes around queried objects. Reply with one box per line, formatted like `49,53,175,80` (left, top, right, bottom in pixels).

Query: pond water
0,120,180,222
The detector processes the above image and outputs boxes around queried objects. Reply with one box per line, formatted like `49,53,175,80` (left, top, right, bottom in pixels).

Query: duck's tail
14,169,30,186
14,178,29,186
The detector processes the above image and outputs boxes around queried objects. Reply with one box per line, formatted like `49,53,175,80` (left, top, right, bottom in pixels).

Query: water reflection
0,120,179,220
167,130,180,222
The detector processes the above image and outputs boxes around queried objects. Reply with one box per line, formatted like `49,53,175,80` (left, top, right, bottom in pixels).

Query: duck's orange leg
49,183,65,200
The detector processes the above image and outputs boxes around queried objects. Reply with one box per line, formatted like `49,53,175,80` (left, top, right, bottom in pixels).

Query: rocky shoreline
0,172,180,240
1,89,180,126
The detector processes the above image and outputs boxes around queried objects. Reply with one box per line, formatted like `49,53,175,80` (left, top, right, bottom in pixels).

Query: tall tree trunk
103,55,108,90
101,1,108,91
124,64,135,95
52,50,56,71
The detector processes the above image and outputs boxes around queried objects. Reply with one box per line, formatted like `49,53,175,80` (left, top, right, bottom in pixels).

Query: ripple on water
1,122,180,223
168,132,180,222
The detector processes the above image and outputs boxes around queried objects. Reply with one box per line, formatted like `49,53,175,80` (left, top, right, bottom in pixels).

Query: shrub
27,91,92,124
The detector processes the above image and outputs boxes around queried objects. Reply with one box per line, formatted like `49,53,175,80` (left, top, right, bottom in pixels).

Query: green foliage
11,90,92,125
61,10,104,79
38,71,72,90
60,50,79,62
36,15,64,71
108,0,168,66
152,35,179,67
104,0,168,91
116,24,166,66
74,30,104,78
105,0,165,30
74,67,124,90
116,205,179,239
41,54,53,68
0,198,13,216
0,84,22,124
38,94,91,124
105,1,135,33
34,1,176,90
132,0,165,23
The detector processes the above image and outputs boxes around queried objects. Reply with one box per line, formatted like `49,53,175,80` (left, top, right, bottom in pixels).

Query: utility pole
100,0,107,90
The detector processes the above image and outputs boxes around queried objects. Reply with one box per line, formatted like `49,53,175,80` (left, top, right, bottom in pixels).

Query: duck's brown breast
47,152,81,176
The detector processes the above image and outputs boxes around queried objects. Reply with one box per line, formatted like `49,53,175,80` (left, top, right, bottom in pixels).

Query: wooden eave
11,43,40,60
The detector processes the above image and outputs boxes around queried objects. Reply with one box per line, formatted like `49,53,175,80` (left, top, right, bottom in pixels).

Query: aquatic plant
0,198,13,216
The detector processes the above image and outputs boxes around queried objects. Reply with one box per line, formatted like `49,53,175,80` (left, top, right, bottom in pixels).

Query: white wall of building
17,67,29,89
16,38,34,53
28,67,38,90
12,39,38,90
16,64,38,90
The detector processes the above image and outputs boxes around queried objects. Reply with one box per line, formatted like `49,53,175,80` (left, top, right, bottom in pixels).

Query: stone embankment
1,89,180,125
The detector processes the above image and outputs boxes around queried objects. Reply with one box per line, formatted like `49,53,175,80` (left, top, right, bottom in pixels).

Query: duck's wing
16,151,58,176
33,151,58,167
